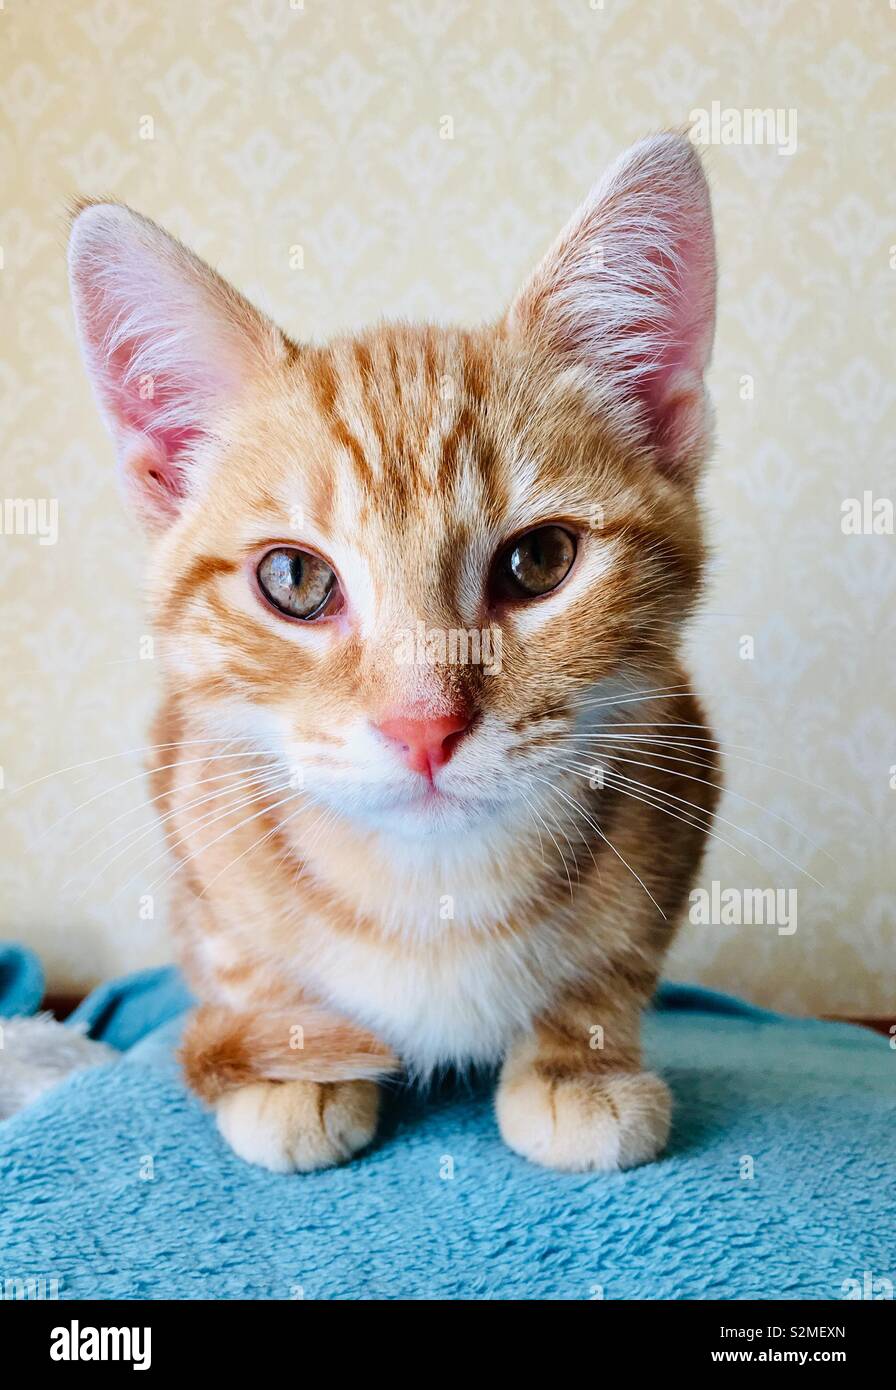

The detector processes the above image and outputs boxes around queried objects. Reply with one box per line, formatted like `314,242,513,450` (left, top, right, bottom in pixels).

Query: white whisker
67,766,285,894
10,738,263,796
40,750,272,842
527,770,666,919
111,781,294,903
556,736,838,865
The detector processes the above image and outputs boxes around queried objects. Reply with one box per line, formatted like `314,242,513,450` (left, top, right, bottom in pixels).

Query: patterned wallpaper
1,0,893,1012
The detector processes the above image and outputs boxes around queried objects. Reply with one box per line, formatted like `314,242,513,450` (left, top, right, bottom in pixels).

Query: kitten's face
150,326,702,838
69,135,715,841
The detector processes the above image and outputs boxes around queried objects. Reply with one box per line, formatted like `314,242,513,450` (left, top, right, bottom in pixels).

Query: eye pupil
503,525,576,599
257,547,339,621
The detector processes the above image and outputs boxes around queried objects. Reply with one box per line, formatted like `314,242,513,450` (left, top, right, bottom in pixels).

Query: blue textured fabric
0,943,45,1018
68,963,194,1050
0,945,892,1300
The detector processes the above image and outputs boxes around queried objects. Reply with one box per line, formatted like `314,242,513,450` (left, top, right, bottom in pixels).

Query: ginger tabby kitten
69,133,719,1174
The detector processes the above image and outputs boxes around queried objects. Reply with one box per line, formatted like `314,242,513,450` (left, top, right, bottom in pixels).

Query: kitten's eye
498,526,577,599
256,547,341,620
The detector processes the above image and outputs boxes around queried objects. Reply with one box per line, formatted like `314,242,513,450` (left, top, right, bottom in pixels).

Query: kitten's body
161,686,714,1078
70,136,720,1172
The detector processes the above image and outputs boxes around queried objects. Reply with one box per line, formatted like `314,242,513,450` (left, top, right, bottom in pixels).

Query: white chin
367,789,492,838
307,777,503,839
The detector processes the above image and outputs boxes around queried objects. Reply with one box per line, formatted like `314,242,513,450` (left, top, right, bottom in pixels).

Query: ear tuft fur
508,132,717,477
68,202,290,528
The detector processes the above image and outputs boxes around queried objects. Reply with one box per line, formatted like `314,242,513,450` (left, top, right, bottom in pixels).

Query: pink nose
375,711,472,778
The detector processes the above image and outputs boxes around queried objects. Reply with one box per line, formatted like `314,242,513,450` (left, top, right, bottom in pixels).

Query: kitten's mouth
306,765,507,834
405,784,452,809
374,779,490,827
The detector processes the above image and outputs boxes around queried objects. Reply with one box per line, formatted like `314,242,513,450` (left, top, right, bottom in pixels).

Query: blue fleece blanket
0,943,892,1300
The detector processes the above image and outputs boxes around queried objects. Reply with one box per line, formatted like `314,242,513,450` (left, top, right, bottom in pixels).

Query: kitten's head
69,133,715,840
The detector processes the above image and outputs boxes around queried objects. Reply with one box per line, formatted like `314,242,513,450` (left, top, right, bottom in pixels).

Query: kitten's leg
180,1003,398,1173
495,987,669,1173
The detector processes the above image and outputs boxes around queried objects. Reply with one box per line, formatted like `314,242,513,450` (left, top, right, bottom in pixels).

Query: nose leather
375,712,472,778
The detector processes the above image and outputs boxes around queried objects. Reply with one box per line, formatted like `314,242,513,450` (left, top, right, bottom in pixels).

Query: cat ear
507,133,716,477
68,202,290,529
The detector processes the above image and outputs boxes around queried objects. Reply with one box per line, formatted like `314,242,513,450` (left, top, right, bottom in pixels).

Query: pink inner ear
593,166,715,469
69,204,262,526
514,135,716,475
117,430,185,521
90,275,224,450
102,328,206,497
100,337,206,502
631,225,715,471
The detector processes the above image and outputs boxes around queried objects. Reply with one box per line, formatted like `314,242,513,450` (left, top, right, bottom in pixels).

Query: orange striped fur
70,134,720,1172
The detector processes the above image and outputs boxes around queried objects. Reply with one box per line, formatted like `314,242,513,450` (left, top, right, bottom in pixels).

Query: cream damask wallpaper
1,0,893,1012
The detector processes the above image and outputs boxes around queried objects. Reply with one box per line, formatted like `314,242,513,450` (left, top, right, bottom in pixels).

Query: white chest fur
294,911,575,1076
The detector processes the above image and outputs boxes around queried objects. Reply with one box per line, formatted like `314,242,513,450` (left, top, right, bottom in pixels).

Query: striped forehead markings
294,328,522,557
304,347,374,492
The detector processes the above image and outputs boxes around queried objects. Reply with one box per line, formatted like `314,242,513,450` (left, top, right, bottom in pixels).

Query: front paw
495,1064,670,1173
215,1078,379,1173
